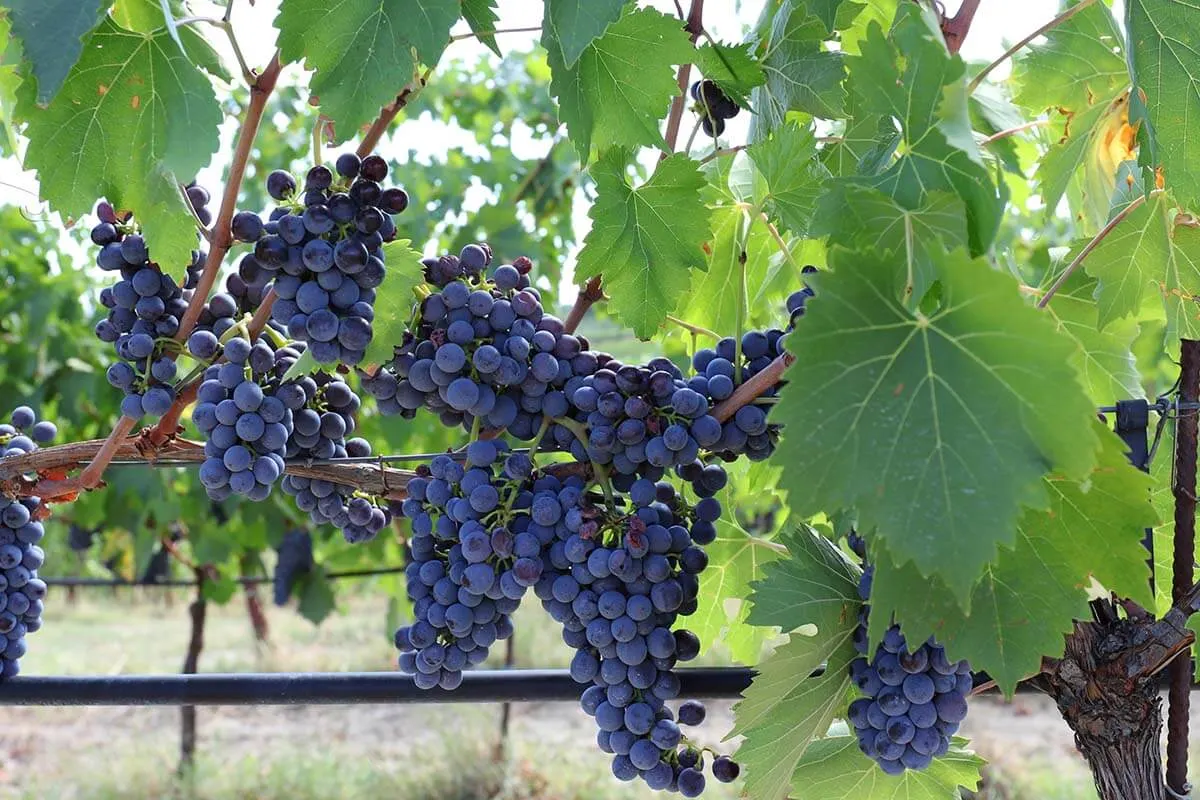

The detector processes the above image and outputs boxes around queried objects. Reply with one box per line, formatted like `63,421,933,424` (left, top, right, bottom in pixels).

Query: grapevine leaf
111,0,232,81
0,16,23,155
733,527,860,800
812,185,967,305
869,427,1156,693
546,8,693,159
575,151,711,338
845,6,1001,255
461,0,502,57
807,0,851,33
774,247,1099,603
1041,272,1142,403
297,566,336,624
690,519,785,665
1036,100,1109,217
693,42,766,108
1012,0,1126,114
4,0,107,106
542,0,625,68
282,348,322,382
751,3,845,138
16,18,221,272
748,122,831,238
363,239,426,369
1128,0,1200,208
678,205,761,336
1080,192,1200,338
789,732,984,798
276,0,460,140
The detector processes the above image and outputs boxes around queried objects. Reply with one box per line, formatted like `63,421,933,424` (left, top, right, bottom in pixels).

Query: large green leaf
1035,100,1110,219
749,122,830,238
547,8,693,159
575,151,711,338
1128,0,1200,208
751,2,845,137
17,18,220,271
276,0,459,140
774,247,1099,603
1079,192,1200,338
813,185,967,305
733,527,860,800
693,42,765,108
869,428,1156,692
678,205,763,337
363,239,426,369
1042,272,1142,403
542,0,625,68
1012,0,1127,114
789,730,984,798
690,520,785,664
4,0,107,106
845,6,1001,255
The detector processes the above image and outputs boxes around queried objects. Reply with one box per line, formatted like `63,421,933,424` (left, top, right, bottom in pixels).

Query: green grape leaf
547,8,693,159
1036,100,1110,218
749,122,831,238
1080,192,1200,338
4,0,107,106
1128,0,1200,208
462,0,502,56
694,41,766,108
363,239,425,369
1042,273,1142,403
0,16,23,155
282,348,322,382
869,427,1156,692
17,18,221,272
789,732,984,798
813,185,967,305
1012,0,1126,114
542,0,625,68
575,151,711,338
110,0,232,81
752,3,845,137
690,520,785,665
775,247,1099,603
733,527,860,800
276,0,459,140
845,6,1001,255
297,566,336,625
807,0,851,33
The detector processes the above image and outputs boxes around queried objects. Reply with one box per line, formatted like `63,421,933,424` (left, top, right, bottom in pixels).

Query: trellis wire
41,565,407,589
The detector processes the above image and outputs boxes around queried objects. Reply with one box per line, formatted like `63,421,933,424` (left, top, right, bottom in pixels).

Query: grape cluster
0,406,54,681
690,80,740,137
273,529,314,606
687,333,783,462
278,365,391,544
91,202,192,420
365,248,577,441
232,153,409,366
189,335,294,502
394,444,532,689
847,547,971,775
536,477,738,796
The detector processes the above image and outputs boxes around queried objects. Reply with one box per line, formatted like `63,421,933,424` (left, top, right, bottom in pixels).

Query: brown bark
178,576,208,774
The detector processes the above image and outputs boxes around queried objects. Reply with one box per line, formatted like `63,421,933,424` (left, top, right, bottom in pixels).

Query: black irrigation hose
41,566,407,589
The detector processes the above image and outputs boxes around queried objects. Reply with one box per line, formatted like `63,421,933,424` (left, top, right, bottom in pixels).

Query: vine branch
564,276,605,335
661,0,704,156
937,0,982,55
356,69,431,159
967,0,1100,93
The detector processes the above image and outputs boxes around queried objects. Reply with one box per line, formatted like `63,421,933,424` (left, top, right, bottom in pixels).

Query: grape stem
356,68,432,159
661,0,705,157
665,315,720,340
757,212,803,283
175,0,255,87
449,25,542,41
698,145,748,165
563,275,605,335
967,0,1099,93
178,183,212,241
711,352,793,424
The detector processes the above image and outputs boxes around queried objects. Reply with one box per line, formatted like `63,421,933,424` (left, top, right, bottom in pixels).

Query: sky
0,0,1110,291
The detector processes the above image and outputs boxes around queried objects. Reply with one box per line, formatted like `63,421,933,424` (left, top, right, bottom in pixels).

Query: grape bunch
394,444,534,690
189,335,294,502
533,475,740,796
847,553,971,775
0,406,55,681
689,79,740,137
273,528,314,606
559,356,727,487
687,333,784,462
277,364,391,544
231,153,410,366
367,250,581,441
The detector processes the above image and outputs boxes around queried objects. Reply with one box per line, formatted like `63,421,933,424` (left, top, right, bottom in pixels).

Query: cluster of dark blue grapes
394,444,531,689
538,478,739,796
690,80,740,138
687,334,782,462
278,364,391,544
364,247,576,440
847,533,971,774
92,201,192,420
230,153,409,366
0,406,54,681
273,529,313,606
189,334,293,502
